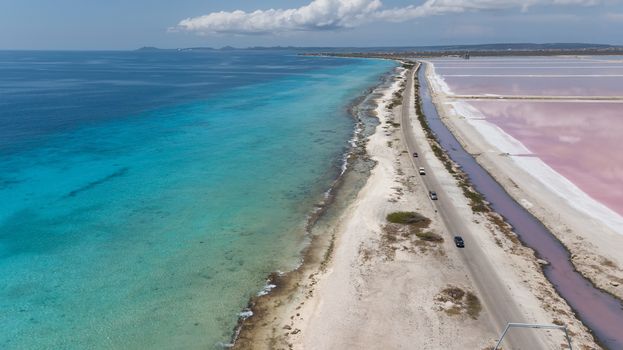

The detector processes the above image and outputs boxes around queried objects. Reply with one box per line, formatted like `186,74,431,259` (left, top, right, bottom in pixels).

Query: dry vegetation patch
415,230,444,243
386,211,430,226
379,212,445,259
435,285,482,320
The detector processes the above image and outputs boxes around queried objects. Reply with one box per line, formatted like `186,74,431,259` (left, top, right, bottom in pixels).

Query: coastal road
399,64,547,350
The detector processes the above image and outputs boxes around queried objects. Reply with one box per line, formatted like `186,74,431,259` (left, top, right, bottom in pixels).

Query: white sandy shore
426,61,623,299
234,65,599,349
293,67,501,349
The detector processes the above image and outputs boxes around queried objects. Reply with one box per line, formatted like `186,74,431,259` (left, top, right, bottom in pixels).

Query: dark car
413,152,419,158
454,236,465,248
429,191,438,200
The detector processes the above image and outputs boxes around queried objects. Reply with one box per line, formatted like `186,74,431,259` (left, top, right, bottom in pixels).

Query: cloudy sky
1,0,622,50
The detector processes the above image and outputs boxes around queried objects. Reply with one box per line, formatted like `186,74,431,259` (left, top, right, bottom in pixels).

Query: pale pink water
432,57,622,66
469,100,623,216
435,67,623,76
433,57,623,96
443,76,623,96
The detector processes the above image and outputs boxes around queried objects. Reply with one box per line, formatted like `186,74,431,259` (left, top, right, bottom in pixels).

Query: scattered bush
463,187,488,213
443,287,465,301
466,292,482,319
416,231,444,243
437,286,482,320
601,258,617,268
386,211,428,225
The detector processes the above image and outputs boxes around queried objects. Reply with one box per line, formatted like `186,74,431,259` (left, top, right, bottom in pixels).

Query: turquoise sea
0,50,394,348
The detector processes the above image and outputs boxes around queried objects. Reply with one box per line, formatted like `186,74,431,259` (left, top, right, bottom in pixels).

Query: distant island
136,43,623,56
136,45,301,52
307,43,623,58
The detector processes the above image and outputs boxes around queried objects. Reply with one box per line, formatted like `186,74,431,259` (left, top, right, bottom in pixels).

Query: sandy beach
233,64,599,349
425,61,623,301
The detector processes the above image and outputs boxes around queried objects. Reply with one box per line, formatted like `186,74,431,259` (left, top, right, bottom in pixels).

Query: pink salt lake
443,76,623,96
468,100,623,216
434,58,623,96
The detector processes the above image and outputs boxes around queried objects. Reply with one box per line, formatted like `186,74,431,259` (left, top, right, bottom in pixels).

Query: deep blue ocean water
0,50,394,348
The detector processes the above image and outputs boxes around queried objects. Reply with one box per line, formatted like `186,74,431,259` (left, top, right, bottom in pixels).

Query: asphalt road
400,64,547,350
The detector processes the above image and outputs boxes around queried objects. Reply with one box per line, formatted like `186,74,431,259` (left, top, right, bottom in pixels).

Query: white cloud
174,0,618,35
174,0,382,34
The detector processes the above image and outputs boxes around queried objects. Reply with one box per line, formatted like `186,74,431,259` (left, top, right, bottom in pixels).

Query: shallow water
0,51,395,349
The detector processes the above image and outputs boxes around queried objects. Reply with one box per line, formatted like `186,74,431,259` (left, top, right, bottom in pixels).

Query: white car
419,167,426,175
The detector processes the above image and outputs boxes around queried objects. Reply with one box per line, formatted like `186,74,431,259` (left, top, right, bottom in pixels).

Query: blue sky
1,0,622,50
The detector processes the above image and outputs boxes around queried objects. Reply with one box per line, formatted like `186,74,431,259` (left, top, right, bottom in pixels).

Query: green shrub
386,211,427,225
416,231,444,242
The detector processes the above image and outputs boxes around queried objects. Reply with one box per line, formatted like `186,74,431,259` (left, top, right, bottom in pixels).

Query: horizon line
2,42,623,52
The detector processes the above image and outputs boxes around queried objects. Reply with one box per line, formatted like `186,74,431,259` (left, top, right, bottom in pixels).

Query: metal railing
494,322,573,350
